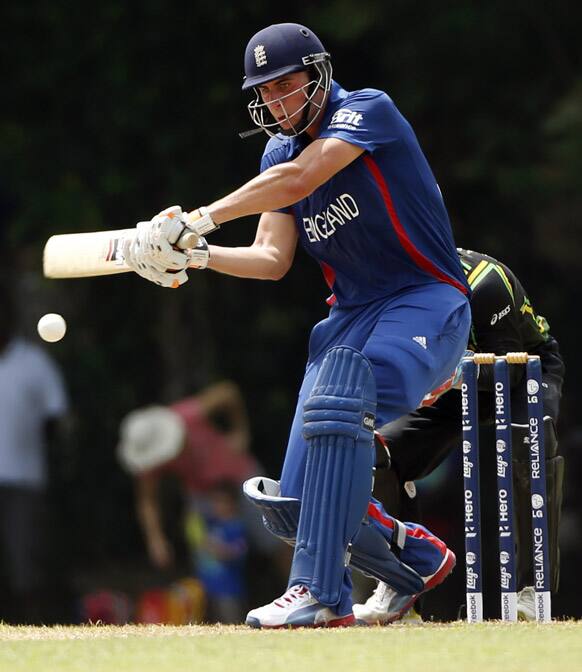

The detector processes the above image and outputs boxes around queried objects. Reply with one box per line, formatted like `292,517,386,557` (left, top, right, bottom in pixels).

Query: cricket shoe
353,582,416,624
353,547,456,624
517,586,536,621
246,584,355,629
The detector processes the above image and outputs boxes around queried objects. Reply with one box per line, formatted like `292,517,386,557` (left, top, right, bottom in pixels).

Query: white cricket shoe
353,547,455,625
246,584,355,629
353,582,417,624
517,586,536,621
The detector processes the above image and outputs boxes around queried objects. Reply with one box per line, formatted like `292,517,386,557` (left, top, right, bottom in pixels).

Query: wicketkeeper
356,248,565,622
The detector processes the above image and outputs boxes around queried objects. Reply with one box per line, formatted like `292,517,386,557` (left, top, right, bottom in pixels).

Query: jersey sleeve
318,90,403,152
471,271,525,391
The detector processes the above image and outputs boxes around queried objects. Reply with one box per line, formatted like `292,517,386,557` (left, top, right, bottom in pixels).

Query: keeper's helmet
242,23,333,137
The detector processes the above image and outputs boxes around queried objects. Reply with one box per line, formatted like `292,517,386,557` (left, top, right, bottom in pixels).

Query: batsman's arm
202,211,298,281
199,138,363,225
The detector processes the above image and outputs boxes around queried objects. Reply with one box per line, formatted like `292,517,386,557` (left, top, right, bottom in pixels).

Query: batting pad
244,476,425,595
243,476,300,545
289,346,377,606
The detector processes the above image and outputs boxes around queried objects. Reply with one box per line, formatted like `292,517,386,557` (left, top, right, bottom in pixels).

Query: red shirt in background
145,398,258,494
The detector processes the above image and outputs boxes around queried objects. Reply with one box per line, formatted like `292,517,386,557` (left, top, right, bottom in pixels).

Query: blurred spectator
0,284,69,623
186,481,248,623
117,381,264,621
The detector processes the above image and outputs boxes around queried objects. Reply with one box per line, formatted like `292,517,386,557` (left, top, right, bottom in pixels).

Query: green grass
1,621,581,672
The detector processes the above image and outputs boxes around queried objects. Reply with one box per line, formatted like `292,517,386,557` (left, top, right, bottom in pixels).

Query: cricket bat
43,228,199,279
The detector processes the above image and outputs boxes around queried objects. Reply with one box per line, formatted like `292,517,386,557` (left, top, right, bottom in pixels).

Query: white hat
117,406,186,474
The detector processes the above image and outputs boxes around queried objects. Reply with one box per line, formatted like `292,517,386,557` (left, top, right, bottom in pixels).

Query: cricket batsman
122,23,472,627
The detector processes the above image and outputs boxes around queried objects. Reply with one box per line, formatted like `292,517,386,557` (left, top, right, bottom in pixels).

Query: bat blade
43,229,133,278
43,228,199,279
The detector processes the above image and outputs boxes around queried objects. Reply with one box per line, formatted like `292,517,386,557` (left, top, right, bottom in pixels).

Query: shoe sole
246,613,356,629
371,548,457,625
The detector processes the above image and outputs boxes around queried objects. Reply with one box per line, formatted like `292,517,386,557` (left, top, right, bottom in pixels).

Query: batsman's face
257,71,316,132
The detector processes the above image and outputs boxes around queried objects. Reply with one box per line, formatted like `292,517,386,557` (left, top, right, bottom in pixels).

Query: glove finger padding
153,268,189,288
122,232,189,288
136,219,191,271
155,206,189,246
138,264,189,288
152,241,191,271
127,236,169,274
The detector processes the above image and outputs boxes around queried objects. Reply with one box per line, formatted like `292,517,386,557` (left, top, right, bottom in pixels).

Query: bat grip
176,230,199,249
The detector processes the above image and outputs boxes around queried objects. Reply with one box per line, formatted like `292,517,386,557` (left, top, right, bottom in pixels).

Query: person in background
0,283,69,623
356,248,565,622
187,480,248,623
118,381,260,621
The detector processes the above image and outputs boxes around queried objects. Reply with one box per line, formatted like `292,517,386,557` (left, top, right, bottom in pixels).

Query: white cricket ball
37,313,67,343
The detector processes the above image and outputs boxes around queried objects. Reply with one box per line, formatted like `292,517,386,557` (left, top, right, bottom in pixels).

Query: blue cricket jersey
260,81,469,307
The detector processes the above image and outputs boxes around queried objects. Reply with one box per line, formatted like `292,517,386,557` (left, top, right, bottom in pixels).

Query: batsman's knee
303,345,377,444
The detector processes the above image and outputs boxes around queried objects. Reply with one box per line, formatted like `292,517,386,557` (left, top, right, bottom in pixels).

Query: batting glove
189,237,210,269
184,206,220,242
122,220,190,288
140,206,193,268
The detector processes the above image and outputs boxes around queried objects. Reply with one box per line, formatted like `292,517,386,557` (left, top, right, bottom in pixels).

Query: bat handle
176,230,199,249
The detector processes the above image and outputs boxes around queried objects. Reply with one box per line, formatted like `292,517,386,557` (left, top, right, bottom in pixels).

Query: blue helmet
242,23,333,137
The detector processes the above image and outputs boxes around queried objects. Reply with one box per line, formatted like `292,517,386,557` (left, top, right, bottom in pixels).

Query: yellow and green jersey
459,248,551,352
458,249,562,391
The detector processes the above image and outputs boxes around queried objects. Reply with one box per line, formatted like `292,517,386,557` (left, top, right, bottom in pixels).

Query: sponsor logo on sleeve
328,108,364,130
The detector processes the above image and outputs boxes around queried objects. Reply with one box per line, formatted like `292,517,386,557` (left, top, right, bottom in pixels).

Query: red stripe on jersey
320,261,337,306
367,501,447,554
363,155,468,296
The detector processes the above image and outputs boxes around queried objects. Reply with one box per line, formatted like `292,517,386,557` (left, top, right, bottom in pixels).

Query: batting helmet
242,23,333,137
